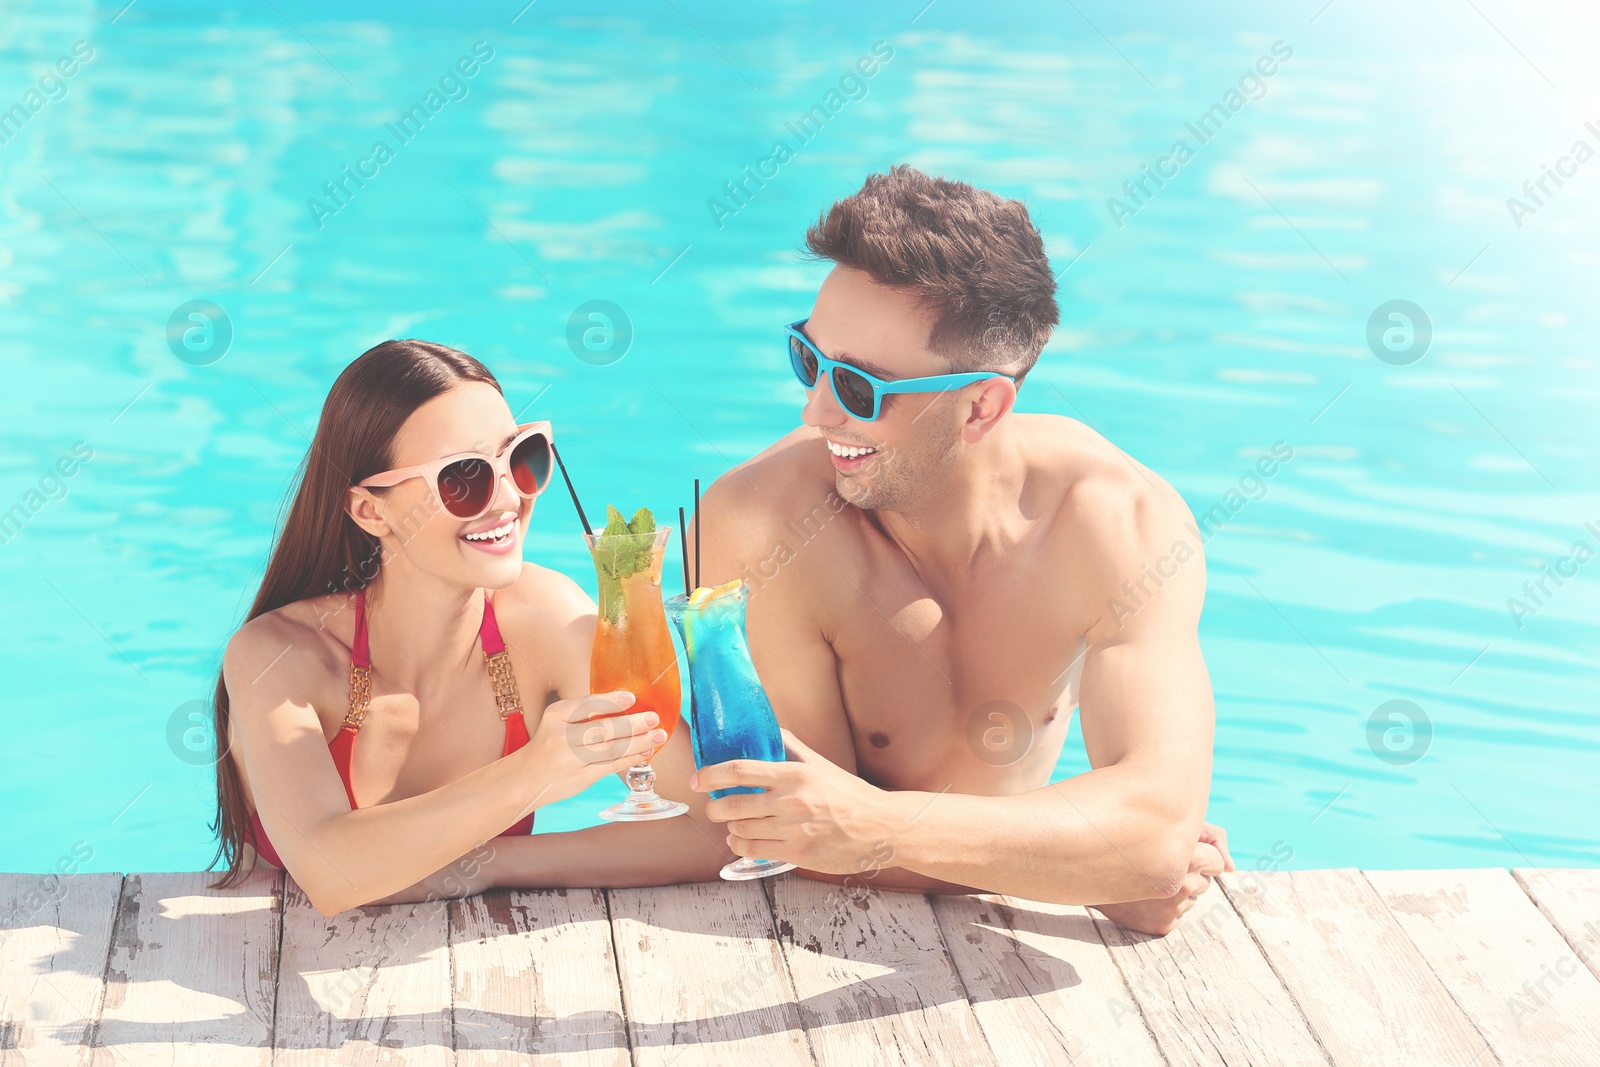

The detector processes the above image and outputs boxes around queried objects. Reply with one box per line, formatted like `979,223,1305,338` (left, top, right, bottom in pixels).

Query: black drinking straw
693,478,701,590
548,442,592,537
677,506,691,596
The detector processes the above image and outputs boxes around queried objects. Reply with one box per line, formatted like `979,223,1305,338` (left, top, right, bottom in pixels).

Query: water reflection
0,3,1595,871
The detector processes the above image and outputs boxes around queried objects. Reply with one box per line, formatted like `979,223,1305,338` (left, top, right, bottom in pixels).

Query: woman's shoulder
223,594,352,709
491,562,594,634
489,563,596,696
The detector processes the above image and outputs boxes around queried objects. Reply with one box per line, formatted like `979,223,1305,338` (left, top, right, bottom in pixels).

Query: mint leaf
597,572,625,625
592,505,660,624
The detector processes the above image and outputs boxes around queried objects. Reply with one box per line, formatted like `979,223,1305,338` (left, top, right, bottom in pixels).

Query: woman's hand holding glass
524,690,669,807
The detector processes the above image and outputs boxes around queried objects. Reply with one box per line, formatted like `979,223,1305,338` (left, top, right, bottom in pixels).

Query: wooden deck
3,868,1599,1065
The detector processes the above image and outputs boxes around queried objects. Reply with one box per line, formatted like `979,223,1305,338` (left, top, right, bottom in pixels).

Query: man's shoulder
1020,414,1204,633
697,428,856,569
701,427,841,518
721,425,835,491
1020,413,1194,563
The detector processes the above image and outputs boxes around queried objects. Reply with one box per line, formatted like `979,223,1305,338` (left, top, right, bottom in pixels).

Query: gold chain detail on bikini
484,649,522,721
344,663,373,729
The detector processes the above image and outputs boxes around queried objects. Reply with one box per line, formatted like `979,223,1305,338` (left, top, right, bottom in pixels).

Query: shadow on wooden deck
4,867,1600,1065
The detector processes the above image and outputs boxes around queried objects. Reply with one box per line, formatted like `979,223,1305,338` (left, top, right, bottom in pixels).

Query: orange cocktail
584,508,688,821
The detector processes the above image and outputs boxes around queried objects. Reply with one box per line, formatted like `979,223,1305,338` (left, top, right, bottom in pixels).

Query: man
681,166,1232,935
386,166,1230,936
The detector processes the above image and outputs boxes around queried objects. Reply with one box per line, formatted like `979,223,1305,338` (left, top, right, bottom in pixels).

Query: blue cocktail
665,580,797,881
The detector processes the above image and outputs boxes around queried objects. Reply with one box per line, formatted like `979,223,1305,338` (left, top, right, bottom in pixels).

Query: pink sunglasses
357,421,554,522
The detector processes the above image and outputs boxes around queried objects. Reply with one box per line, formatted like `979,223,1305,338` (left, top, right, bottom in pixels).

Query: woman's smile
459,514,520,555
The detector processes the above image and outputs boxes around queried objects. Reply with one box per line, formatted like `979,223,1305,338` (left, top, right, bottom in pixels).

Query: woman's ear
346,486,391,539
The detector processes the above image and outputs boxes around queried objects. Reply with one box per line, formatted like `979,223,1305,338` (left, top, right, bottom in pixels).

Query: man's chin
836,471,889,510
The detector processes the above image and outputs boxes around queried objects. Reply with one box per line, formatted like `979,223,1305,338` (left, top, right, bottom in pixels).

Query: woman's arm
370,566,736,901
367,722,730,904
225,615,665,915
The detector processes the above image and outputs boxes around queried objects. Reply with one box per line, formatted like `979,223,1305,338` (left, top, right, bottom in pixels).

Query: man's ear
346,486,391,539
960,376,1018,444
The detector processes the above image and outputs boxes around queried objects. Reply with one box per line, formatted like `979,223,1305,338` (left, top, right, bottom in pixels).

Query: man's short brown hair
803,165,1058,383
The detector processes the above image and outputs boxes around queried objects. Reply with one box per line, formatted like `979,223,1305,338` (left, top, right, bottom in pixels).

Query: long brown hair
207,339,501,887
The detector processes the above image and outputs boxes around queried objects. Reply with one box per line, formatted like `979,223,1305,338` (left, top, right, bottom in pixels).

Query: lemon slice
689,578,743,605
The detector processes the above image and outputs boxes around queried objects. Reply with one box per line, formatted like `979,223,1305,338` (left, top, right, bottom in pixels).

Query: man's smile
825,436,881,472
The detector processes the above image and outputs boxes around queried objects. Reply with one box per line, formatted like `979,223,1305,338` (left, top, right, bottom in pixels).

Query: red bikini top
242,588,534,869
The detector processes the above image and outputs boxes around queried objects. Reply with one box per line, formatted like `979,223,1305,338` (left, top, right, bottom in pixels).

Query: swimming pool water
1,0,1596,876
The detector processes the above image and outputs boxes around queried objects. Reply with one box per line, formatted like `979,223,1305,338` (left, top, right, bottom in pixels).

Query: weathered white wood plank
1514,868,1600,985
0,872,121,1067
22,865,1599,1067
1368,868,1600,1067
449,887,629,1066
1091,884,1329,1066
608,881,811,1067
274,878,451,1065
769,878,995,1066
931,894,1166,1066
90,871,280,1066
1222,869,1491,1066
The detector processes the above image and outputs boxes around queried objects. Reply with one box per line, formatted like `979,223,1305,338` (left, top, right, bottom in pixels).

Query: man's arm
709,472,977,892
698,471,1218,906
888,470,1215,900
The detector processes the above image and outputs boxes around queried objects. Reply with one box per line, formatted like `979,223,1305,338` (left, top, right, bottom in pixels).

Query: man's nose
801,375,849,428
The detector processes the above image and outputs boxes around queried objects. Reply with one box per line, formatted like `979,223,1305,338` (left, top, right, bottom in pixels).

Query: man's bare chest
829,572,1088,794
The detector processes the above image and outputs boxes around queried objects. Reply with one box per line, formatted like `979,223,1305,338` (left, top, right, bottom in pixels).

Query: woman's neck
359,562,483,692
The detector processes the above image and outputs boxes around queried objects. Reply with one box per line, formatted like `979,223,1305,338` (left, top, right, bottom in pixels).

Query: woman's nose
488,470,524,513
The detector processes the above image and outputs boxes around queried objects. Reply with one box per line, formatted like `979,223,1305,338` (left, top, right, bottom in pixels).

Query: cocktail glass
586,525,688,822
666,581,797,880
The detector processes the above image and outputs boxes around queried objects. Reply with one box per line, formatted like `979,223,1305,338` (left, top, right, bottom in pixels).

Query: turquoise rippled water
0,0,1595,874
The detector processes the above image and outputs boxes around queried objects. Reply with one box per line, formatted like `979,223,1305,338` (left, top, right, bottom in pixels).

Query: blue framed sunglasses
785,318,1014,422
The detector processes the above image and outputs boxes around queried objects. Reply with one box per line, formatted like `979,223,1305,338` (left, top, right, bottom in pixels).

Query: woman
208,340,666,915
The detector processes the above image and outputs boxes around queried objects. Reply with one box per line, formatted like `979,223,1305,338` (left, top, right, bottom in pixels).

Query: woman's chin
459,536,525,586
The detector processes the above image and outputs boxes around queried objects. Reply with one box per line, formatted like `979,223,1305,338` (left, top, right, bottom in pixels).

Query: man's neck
870,420,1034,579
361,561,484,691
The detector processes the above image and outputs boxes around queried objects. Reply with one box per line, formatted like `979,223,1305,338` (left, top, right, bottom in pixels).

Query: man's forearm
798,866,978,895
881,764,1198,904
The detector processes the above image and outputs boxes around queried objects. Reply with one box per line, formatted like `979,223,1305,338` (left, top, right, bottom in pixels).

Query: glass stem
624,762,659,797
